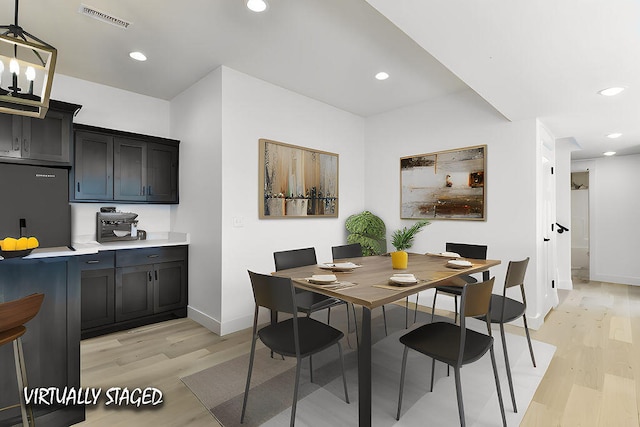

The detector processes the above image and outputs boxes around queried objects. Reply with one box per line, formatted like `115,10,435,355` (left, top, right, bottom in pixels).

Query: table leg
358,307,372,426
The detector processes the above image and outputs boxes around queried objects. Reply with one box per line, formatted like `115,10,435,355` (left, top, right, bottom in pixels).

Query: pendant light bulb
9,58,19,75
25,66,35,81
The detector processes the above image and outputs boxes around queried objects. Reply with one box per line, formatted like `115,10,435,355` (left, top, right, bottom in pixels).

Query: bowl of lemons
0,236,39,258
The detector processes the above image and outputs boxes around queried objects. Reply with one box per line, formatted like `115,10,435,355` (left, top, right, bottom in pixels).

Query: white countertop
1,232,190,260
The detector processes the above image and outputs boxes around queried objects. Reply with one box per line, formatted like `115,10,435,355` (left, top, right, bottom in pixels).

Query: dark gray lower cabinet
81,245,188,339
80,251,115,330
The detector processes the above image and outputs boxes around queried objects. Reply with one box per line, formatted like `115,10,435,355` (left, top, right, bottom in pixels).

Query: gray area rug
182,306,555,426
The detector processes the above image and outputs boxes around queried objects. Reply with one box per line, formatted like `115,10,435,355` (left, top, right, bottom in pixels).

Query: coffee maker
96,207,141,242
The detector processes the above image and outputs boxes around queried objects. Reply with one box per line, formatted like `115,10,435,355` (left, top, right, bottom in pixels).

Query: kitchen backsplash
71,203,171,243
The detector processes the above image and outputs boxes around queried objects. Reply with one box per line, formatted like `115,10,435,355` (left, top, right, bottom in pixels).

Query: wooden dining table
273,252,501,427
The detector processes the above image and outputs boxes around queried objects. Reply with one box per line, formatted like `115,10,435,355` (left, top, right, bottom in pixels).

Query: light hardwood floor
78,278,640,426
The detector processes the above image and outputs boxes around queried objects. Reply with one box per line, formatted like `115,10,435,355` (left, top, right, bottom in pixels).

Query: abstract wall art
400,145,486,220
259,139,339,218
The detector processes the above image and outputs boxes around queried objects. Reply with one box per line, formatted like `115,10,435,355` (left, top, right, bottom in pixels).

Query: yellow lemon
26,237,39,249
3,237,17,251
16,237,28,250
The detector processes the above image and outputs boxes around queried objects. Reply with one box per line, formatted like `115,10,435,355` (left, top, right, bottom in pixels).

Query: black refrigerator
0,163,71,248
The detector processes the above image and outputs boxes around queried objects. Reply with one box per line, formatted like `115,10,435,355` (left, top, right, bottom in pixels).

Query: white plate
319,262,360,271
389,275,418,285
440,251,461,258
447,259,472,268
306,274,337,284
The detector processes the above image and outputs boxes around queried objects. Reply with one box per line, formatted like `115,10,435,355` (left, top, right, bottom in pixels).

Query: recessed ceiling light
129,51,147,61
375,72,389,81
603,151,616,156
598,87,625,96
606,132,622,139
246,0,268,12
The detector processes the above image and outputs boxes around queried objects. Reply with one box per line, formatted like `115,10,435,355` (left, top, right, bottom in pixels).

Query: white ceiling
7,0,640,160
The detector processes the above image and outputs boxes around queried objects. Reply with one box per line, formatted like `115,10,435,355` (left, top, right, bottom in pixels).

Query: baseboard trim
188,305,221,335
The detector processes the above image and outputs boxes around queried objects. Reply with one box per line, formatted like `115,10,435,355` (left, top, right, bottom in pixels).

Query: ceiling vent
78,4,131,29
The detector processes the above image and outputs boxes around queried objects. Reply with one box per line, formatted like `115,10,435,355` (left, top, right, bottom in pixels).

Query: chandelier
0,0,56,118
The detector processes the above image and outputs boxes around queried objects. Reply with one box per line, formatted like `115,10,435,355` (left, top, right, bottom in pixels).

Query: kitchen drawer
115,245,187,267
78,251,115,270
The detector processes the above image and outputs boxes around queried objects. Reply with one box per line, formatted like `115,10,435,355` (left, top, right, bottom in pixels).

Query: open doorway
571,172,589,281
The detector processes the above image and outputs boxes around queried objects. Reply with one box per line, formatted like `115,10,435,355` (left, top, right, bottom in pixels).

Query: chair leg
291,358,302,427
309,355,314,383
500,323,517,412
327,307,331,325
382,305,388,336
396,346,409,420
431,289,439,322
453,295,458,324
240,335,258,423
14,338,34,427
453,366,466,427
337,342,350,404
405,296,410,329
490,345,508,427
413,293,420,324
523,314,537,367
430,358,436,392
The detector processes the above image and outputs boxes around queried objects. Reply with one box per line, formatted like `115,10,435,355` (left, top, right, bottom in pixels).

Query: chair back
446,242,487,260
274,247,317,271
332,243,363,260
0,293,45,334
504,258,530,290
461,277,495,318
247,271,298,315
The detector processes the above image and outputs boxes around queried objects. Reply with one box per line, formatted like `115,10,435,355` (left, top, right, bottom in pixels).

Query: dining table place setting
318,261,362,272
302,274,358,290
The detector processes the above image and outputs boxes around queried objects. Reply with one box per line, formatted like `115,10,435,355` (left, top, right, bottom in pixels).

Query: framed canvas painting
259,139,338,218
400,145,486,220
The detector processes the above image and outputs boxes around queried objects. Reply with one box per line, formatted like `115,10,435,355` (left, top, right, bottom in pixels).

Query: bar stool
0,293,45,427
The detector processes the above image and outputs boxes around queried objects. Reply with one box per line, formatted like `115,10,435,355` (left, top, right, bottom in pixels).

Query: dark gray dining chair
429,242,489,324
241,271,349,427
478,257,535,413
396,278,506,427
274,247,351,328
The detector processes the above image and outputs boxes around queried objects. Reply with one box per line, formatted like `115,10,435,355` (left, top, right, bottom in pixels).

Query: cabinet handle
86,260,100,264
23,138,29,152
147,254,159,258
148,271,153,282
13,137,20,151
77,182,80,193
155,270,158,281
148,185,152,196
142,186,145,196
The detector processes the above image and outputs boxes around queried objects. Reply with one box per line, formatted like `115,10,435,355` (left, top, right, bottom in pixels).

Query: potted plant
344,211,386,256
390,220,430,269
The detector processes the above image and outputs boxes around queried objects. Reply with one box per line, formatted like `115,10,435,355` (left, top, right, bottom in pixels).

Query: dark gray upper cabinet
75,131,114,200
73,124,179,203
0,100,80,166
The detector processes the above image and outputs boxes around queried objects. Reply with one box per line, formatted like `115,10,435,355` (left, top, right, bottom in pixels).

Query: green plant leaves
391,220,430,251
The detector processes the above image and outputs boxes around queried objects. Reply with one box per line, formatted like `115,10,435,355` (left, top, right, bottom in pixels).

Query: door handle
543,238,550,242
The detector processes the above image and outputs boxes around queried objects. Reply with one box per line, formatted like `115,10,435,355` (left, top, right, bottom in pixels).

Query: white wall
170,68,224,331
171,67,366,334
363,90,548,328
50,74,174,242
573,155,640,285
